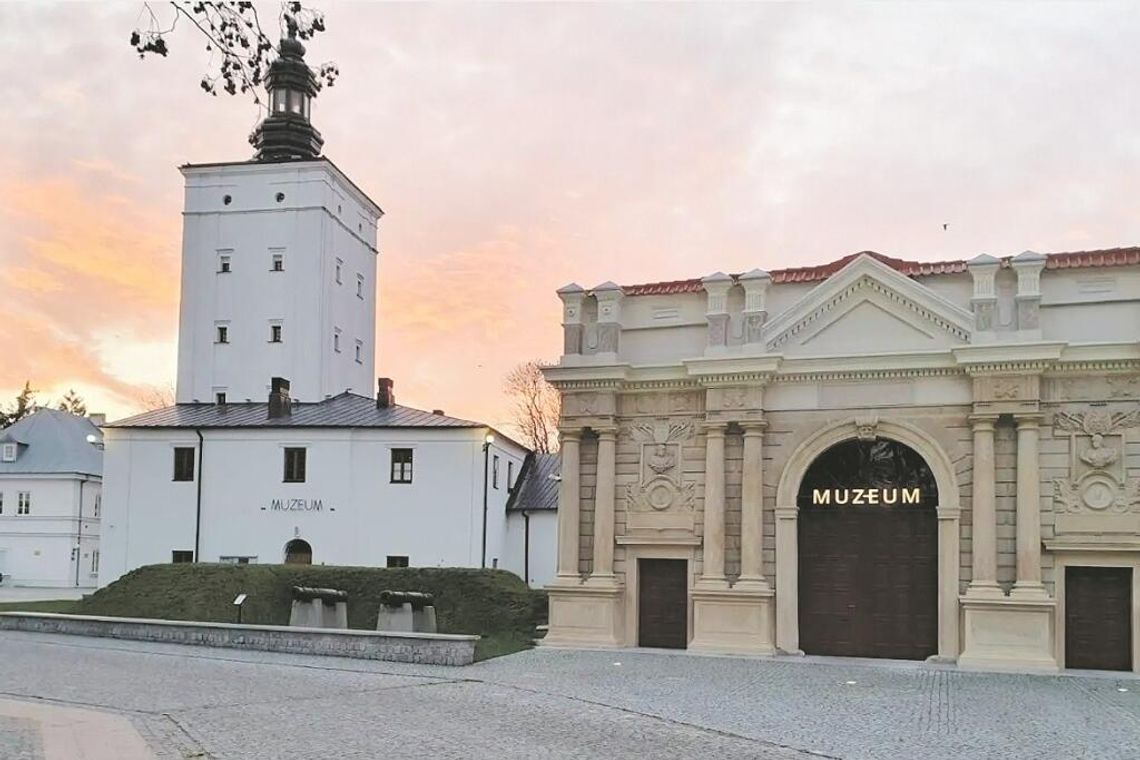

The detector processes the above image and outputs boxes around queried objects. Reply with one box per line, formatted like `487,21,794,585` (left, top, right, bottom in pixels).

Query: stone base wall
0,613,479,666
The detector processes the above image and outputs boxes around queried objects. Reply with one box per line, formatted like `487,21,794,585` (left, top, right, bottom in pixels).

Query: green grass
0,599,79,614
71,564,547,660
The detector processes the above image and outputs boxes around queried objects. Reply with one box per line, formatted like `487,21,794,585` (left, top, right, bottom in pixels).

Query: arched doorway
284,538,312,565
797,437,939,660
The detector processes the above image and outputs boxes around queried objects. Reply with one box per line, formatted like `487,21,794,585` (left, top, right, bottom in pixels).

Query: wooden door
638,559,688,649
799,505,938,660
1066,566,1132,671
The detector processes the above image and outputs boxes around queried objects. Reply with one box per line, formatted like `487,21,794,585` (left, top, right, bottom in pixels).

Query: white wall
100,424,531,586
503,509,557,587
176,160,380,404
0,475,101,587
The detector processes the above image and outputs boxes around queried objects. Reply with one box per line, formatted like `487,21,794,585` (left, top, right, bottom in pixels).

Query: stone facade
543,249,1140,673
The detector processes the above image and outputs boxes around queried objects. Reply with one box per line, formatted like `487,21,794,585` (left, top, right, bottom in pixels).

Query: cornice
774,367,963,384
953,342,1065,375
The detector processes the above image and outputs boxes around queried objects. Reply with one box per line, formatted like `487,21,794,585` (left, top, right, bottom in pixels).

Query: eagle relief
623,421,696,512
1052,408,1140,514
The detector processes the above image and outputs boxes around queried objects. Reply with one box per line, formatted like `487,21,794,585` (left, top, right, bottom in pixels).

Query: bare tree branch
504,361,561,454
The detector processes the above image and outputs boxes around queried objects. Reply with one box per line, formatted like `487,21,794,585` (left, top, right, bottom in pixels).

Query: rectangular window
271,252,284,271
270,323,283,343
215,324,229,344
356,274,364,299
390,448,413,484
508,460,514,491
1,443,15,462
334,329,341,353
91,550,100,574
215,392,227,405
93,494,101,518
493,455,500,489
354,340,363,364
335,258,343,284
17,491,30,515
171,550,194,564
283,447,307,483
218,253,231,273
173,447,195,481
386,555,409,568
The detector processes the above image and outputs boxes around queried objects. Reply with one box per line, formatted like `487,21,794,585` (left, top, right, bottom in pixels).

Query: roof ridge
614,246,1140,295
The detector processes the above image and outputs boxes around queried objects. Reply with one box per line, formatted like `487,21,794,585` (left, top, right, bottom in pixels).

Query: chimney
432,409,445,416
268,377,292,419
377,378,395,409
87,413,106,427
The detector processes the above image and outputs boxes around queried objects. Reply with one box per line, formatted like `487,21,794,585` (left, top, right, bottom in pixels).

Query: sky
1,2,1139,432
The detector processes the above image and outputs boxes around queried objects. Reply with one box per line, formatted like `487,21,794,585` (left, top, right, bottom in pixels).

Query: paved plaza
0,631,1136,759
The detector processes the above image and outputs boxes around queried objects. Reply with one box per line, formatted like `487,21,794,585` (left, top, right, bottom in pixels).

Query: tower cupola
249,33,324,162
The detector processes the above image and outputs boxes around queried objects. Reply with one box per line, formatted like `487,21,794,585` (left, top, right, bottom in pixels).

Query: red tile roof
619,247,1140,296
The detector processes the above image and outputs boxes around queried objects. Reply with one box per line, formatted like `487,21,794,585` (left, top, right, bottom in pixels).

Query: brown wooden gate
798,505,938,660
1066,566,1132,671
638,558,688,649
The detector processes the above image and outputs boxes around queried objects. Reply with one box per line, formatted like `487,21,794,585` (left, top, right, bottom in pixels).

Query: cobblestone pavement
0,632,1137,759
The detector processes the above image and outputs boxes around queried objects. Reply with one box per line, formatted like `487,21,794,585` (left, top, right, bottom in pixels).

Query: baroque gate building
542,248,1140,672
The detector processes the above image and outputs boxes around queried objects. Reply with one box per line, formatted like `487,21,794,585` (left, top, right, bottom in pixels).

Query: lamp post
481,431,495,569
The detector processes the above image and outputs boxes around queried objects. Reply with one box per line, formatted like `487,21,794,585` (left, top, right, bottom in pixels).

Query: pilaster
736,421,770,590
1011,413,1047,599
966,414,1001,598
702,272,733,354
553,428,582,584
586,427,619,587
738,269,770,348
696,422,728,589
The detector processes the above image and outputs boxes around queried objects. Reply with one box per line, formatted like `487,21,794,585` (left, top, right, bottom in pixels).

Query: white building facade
100,387,528,583
0,410,104,588
543,248,1140,673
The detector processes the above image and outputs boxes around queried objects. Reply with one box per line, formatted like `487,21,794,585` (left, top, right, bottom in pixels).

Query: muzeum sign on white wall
541,248,1140,674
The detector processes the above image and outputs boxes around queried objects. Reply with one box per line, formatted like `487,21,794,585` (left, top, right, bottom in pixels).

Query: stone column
774,507,800,653
1012,414,1047,597
967,414,1001,597
588,428,618,585
698,423,728,587
737,422,769,588
555,429,582,582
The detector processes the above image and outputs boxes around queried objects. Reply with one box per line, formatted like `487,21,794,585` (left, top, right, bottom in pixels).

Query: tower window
215,324,229,344
271,252,284,272
356,274,364,299
270,324,283,343
333,329,341,353
215,392,227,405
354,340,363,364
275,192,285,203
283,447,307,483
335,258,343,284
493,455,500,489
218,254,231,273
94,494,101,517
223,194,232,205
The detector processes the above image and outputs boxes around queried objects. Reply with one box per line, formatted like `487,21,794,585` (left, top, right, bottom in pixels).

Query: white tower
174,36,383,404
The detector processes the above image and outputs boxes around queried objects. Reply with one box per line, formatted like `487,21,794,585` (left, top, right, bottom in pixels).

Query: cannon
289,586,349,629
376,590,437,633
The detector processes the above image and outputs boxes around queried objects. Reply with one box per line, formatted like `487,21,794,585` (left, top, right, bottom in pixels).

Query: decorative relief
1049,374,1140,402
973,374,1039,405
853,415,879,441
621,391,702,417
992,378,1021,400
1052,408,1140,516
622,421,696,513
563,391,613,418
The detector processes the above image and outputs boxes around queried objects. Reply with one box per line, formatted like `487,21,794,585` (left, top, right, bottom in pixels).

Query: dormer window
1,443,16,462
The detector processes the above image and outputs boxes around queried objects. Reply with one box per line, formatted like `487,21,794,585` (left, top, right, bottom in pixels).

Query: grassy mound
76,564,546,659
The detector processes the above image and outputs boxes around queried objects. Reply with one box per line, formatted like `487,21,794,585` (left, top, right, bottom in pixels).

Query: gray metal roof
507,453,559,512
0,409,103,477
106,392,483,430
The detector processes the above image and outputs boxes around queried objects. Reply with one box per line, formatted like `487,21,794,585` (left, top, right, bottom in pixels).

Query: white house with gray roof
504,453,560,587
0,409,104,588
99,379,530,586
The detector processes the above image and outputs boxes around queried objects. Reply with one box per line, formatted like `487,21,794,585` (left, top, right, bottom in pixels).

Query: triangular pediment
763,254,974,354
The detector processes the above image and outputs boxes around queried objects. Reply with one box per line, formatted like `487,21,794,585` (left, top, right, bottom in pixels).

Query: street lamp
481,432,495,568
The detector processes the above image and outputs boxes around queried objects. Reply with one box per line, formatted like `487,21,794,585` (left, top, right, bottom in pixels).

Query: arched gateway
797,438,938,659
284,538,313,565
774,418,961,662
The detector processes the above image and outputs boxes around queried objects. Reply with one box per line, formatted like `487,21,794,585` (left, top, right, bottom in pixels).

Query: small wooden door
1066,566,1132,671
638,559,688,649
